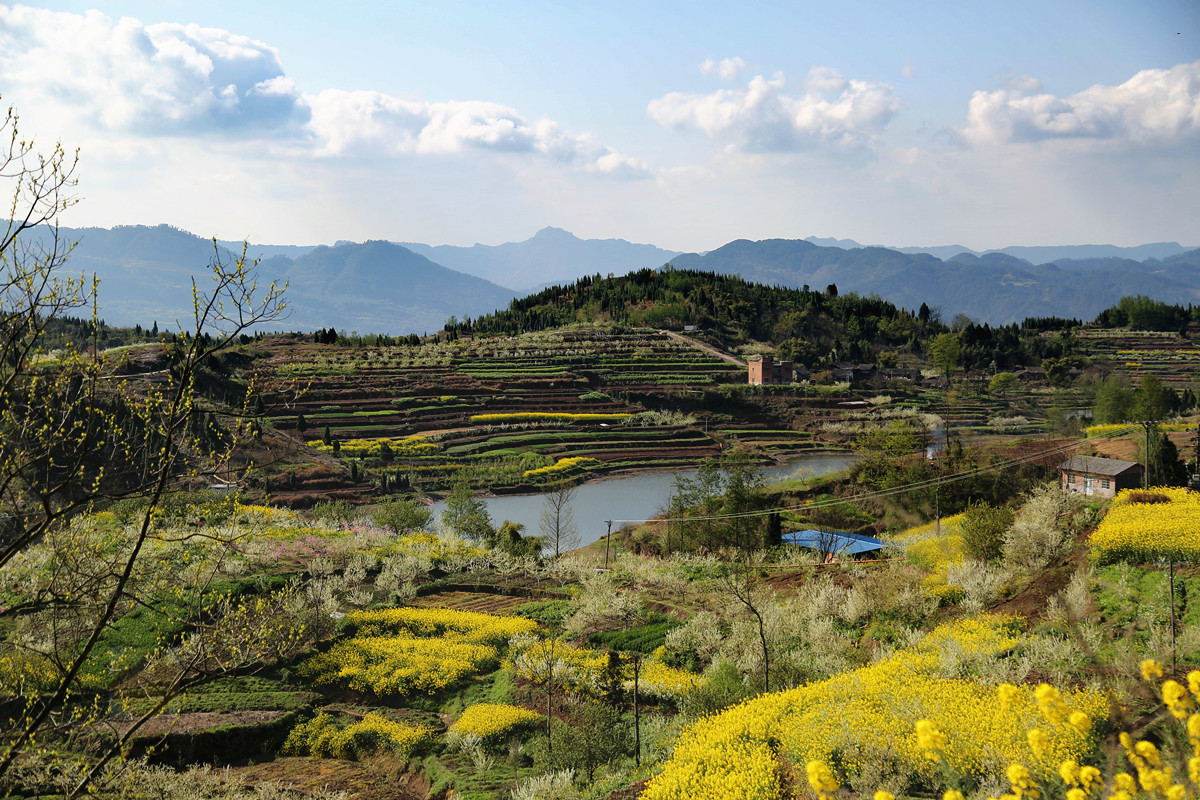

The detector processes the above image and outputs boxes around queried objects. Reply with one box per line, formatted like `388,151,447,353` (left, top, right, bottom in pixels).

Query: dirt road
659,329,747,367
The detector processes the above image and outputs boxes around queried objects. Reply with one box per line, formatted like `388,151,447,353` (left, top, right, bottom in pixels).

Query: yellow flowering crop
522,456,602,480
507,634,704,702
300,634,498,696
302,608,536,698
347,606,538,647
642,618,1107,800
469,412,632,424
1089,487,1200,562
508,635,612,695
450,703,542,743
308,435,438,458
283,711,429,760
1087,423,1192,438
895,513,967,598
635,659,705,704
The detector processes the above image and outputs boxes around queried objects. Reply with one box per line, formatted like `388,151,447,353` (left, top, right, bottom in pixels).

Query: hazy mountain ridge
25,223,1200,333
39,224,515,335
399,226,681,291
806,235,1195,265
671,238,1200,325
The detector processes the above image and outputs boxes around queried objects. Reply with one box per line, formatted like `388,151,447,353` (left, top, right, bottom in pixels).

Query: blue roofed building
782,529,893,560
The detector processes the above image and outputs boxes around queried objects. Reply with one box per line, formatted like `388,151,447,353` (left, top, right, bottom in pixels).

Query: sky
1,1,1198,252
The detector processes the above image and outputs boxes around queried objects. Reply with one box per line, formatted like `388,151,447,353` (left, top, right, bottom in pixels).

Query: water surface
431,452,856,548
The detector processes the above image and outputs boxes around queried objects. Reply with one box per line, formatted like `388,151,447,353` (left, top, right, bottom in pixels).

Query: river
430,452,857,548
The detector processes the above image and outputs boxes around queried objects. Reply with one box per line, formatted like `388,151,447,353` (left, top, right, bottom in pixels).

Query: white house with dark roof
1059,455,1144,498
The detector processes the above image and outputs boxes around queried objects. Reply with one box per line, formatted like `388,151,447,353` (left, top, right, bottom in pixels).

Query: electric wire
603,423,1138,525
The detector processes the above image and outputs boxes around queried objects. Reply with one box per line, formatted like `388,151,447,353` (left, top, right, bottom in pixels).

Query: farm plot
251,327,756,491
1077,329,1200,388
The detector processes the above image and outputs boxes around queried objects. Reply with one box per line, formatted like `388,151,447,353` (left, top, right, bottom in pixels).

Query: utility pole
633,655,641,767
1170,558,1178,676
1191,423,1200,489
1141,420,1154,489
603,519,612,569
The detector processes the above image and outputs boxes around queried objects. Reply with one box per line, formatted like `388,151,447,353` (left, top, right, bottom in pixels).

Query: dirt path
659,329,747,367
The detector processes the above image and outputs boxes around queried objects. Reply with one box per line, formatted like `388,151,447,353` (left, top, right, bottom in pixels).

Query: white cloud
0,4,648,178
648,66,901,151
699,57,748,81
0,5,305,134
303,90,649,177
962,60,1200,146
902,62,917,80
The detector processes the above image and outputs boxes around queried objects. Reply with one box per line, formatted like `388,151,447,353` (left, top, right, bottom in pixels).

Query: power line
604,425,1137,526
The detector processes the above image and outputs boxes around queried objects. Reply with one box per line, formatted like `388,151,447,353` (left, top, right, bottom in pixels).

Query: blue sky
2,1,1197,251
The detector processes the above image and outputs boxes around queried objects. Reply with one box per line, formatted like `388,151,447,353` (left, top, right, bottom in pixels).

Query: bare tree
718,550,774,692
0,99,311,796
539,481,579,557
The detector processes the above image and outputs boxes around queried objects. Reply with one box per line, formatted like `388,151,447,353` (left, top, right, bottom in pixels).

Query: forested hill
451,267,945,364
449,268,1190,373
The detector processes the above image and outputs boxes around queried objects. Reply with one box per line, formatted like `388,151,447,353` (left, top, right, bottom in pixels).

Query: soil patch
408,590,533,615
107,710,286,737
987,528,1092,621
232,756,430,800
1092,438,1139,461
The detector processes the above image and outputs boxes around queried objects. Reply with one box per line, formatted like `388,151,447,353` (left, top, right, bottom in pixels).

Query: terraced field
1077,328,1200,388
251,326,830,493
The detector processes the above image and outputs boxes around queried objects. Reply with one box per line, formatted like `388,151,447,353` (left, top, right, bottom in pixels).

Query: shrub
1002,485,1082,572
959,501,1015,562
372,499,432,534
311,499,358,524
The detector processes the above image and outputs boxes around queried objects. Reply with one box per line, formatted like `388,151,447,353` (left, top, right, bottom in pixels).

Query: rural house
748,355,794,385
1059,455,1143,498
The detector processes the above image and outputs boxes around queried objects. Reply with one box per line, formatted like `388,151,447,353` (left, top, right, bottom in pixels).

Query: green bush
311,499,358,523
513,600,572,628
960,500,1015,562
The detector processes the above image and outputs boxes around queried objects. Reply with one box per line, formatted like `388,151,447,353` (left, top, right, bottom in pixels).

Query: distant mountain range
46,225,515,335
671,240,1200,325
398,226,680,291
29,223,1200,334
802,236,1193,267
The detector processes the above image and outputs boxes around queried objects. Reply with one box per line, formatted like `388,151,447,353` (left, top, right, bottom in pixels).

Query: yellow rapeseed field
1086,422,1192,438
450,702,542,743
507,635,704,701
894,512,967,599
300,608,537,697
283,711,429,759
347,606,538,646
469,412,632,424
1089,487,1200,562
642,617,1107,800
522,456,602,479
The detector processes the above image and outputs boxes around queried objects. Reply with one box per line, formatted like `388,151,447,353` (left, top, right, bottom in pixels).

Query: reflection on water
430,452,856,548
